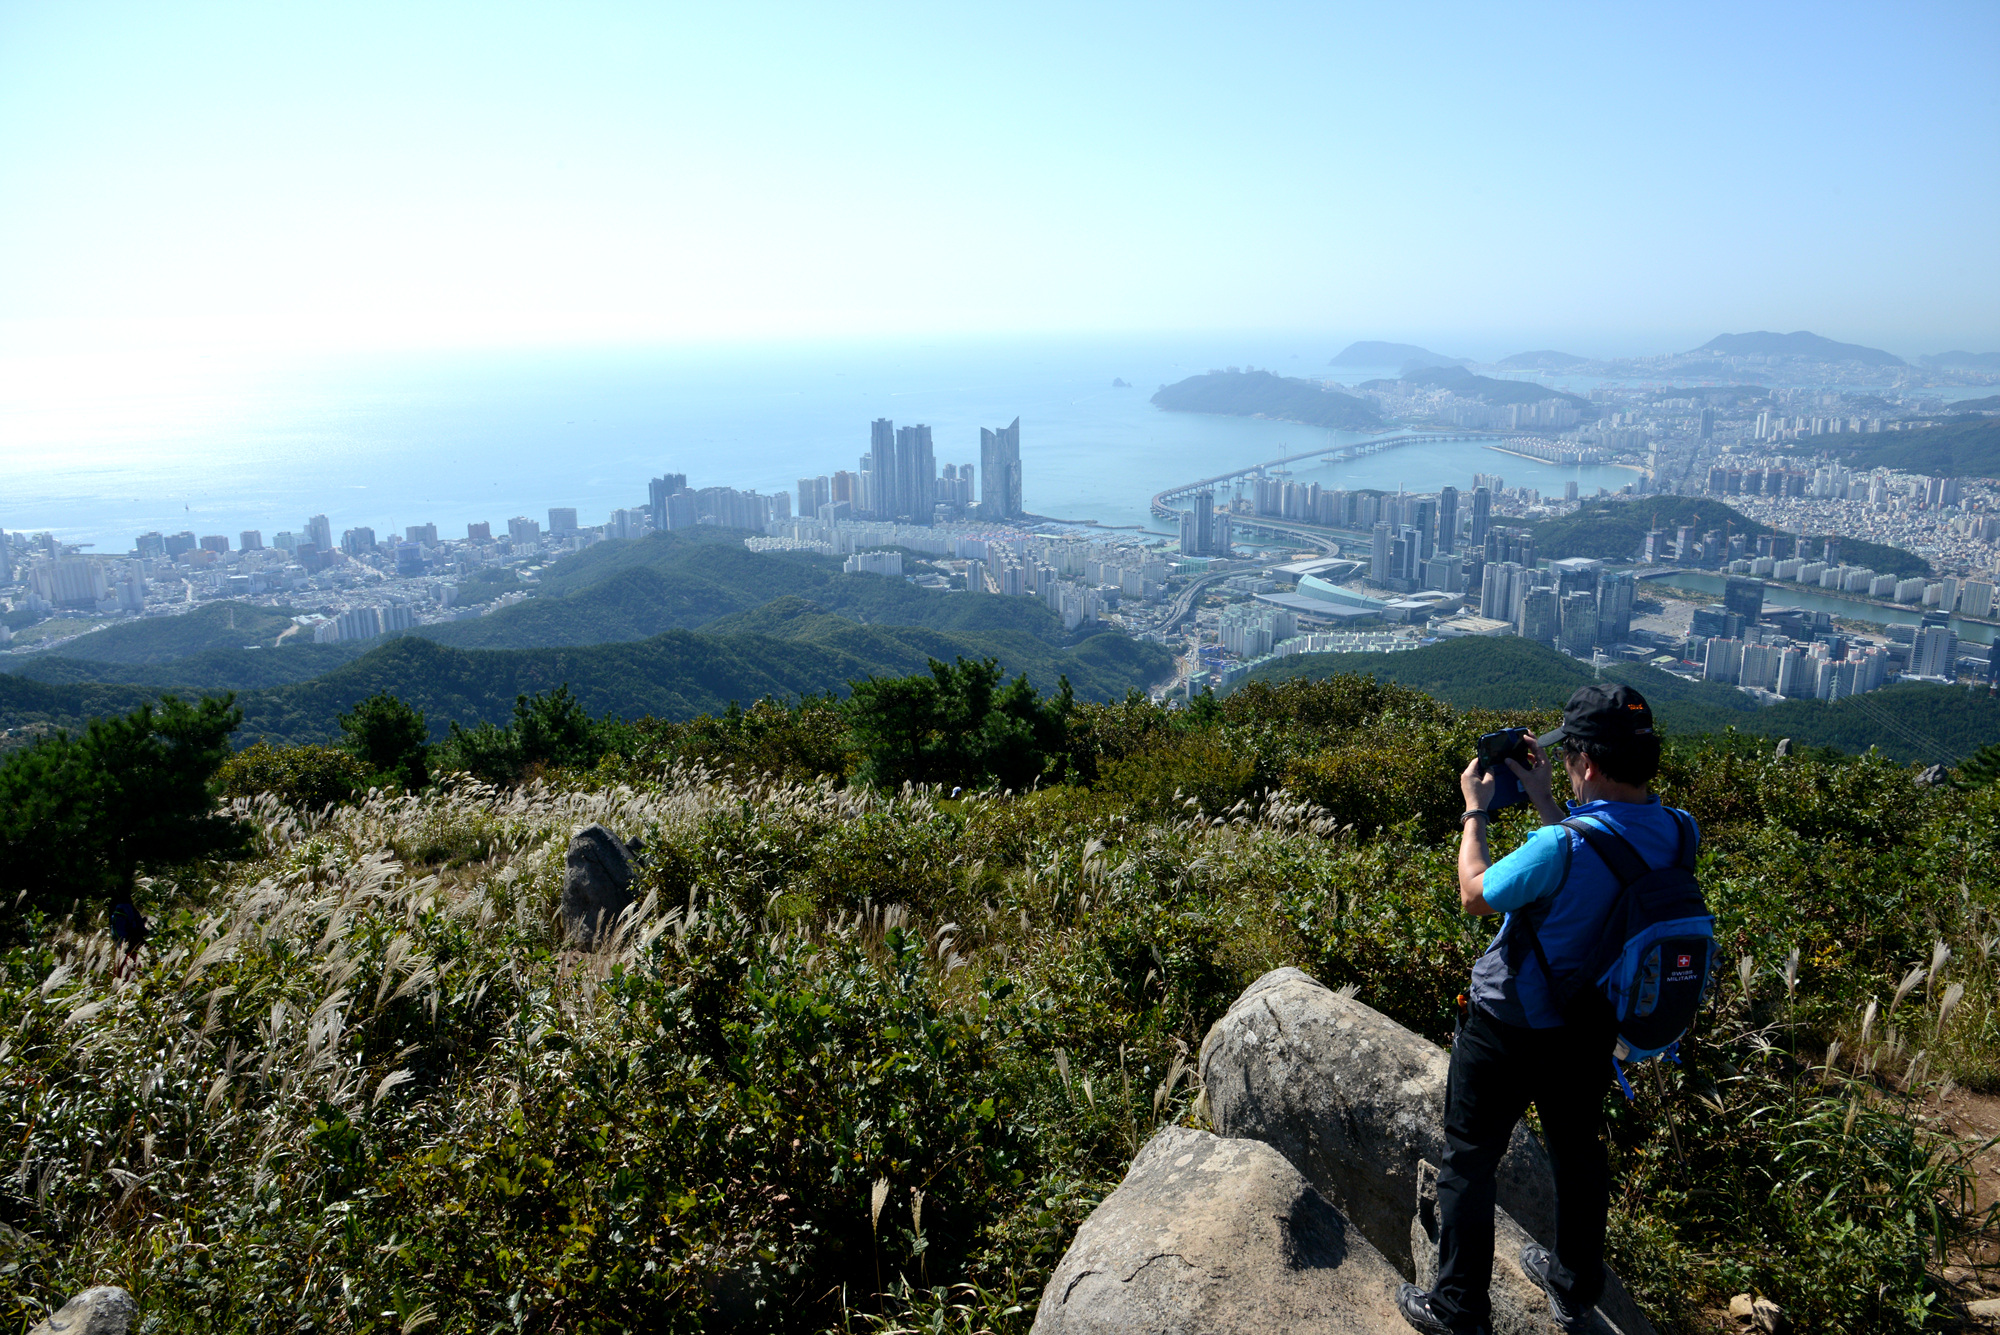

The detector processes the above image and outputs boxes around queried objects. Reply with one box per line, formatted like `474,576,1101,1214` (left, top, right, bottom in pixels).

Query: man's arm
1457,756,1499,916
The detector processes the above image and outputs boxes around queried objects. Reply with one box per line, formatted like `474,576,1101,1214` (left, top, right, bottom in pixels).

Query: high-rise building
980,416,1023,517
896,424,936,524
1480,561,1524,623
1723,577,1765,625
1559,592,1597,657
797,477,831,520
406,523,438,545
1409,499,1438,561
1468,486,1491,550
507,516,542,546
1597,570,1635,644
1551,557,1602,600
467,521,492,542
1519,586,1560,645
341,527,376,555
548,508,578,535
1564,480,1579,502
650,474,689,531
306,515,333,553
1910,625,1959,679
1370,523,1391,585
865,419,897,520
1437,486,1458,552
395,543,424,577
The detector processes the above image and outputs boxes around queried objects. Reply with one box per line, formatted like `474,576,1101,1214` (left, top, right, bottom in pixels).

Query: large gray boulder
1031,1125,1407,1334
29,1287,136,1335
1201,968,1654,1335
562,823,637,947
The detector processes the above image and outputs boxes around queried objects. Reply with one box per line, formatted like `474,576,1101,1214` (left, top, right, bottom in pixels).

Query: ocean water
2,336,1640,552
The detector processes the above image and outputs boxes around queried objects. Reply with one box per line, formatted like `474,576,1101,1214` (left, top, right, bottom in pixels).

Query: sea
1,336,1644,553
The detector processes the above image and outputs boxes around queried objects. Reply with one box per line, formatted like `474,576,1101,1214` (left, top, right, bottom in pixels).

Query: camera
1475,728,1533,810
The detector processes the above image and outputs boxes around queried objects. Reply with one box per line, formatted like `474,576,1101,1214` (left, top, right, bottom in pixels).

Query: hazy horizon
3,2,1998,368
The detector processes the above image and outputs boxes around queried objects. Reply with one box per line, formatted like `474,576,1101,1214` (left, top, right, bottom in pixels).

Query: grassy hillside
1529,495,1928,576
1241,635,2000,763
1791,418,2000,480
7,672,1996,1331
1150,370,1381,430
29,601,302,663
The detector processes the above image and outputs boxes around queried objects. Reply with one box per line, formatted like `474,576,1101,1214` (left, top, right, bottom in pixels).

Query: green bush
0,694,246,932
217,740,370,809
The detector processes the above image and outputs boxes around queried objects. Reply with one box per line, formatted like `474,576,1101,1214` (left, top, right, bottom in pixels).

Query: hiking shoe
1395,1283,1488,1335
1519,1245,1585,1332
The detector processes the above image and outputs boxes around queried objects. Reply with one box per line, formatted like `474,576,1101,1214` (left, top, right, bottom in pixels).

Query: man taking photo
1397,682,1698,1335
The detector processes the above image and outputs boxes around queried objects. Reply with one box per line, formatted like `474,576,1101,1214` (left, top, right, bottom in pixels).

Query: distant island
1152,369,1381,430
1919,351,2000,372
1363,363,1592,410
1111,377,1131,388
1691,330,1906,367
1327,340,1468,371
1492,349,1589,371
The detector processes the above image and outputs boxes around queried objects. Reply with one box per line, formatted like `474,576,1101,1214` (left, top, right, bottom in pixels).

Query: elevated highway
1149,431,1501,519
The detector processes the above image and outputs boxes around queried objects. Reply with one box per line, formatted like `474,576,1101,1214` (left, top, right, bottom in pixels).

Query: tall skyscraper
896,424,936,524
548,508,578,535
869,419,899,519
649,474,688,530
980,417,1023,517
1370,522,1391,585
306,515,333,553
1559,592,1598,658
1519,586,1560,645
1437,486,1458,552
1468,486,1491,550
1723,577,1765,625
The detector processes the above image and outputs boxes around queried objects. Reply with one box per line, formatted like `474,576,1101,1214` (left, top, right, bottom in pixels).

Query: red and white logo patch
1676,954,1693,969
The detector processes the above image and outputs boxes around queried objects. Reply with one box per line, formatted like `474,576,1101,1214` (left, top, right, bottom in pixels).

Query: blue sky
1,1,1996,359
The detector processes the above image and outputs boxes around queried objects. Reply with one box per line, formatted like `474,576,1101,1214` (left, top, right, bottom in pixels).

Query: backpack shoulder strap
1667,807,1698,869
1560,816,1652,888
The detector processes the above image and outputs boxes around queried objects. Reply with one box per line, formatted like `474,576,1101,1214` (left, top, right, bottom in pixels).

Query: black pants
1432,1003,1615,1331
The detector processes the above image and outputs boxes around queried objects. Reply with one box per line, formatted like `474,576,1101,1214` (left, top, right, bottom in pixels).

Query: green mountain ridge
1528,495,1928,577
1784,418,2000,480
1241,635,1998,764
0,613,1175,748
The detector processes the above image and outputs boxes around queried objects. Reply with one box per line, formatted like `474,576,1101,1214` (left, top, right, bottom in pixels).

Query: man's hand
1511,738,1565,824
1460,754,1497,812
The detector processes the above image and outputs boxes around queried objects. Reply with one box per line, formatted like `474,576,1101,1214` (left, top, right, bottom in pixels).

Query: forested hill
1692,330,1905,366
1151,370,1381,430
1785,418,2000,481
1242,635,2000,765
1381,364,1592,410
1528,495,1929,577
0,609,1174,747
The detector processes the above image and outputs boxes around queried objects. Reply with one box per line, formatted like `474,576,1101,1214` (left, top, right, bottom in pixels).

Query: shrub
0,694,246,931
218,741,370,809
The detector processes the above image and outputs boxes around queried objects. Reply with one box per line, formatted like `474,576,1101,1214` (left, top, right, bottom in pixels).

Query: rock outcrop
29,1286,136,1335
1030,1126,1407,1333
1200,967,1654,1335
562,823,637,947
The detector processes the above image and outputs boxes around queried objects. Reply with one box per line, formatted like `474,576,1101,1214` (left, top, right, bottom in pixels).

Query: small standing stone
29,1286,136,1335
562,823,637,948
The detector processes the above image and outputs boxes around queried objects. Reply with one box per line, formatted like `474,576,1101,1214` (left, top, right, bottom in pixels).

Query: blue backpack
1519,811,1715,1097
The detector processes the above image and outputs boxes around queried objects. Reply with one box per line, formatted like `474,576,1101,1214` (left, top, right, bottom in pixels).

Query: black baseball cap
1535,682,1656,750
